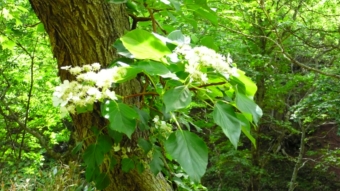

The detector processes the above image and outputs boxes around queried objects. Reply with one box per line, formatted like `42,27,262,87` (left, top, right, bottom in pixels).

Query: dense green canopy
0,0,339,190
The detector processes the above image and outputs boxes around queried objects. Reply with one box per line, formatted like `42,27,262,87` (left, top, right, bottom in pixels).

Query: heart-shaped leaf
165,130,208,182
101,101,138,138
213,101,242,148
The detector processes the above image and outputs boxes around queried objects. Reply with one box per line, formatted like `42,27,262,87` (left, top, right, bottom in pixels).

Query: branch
124,82,227,99
219,25,340,79
128,13,152,30
0,102,63,159
18,32,40,160
144,2,157,32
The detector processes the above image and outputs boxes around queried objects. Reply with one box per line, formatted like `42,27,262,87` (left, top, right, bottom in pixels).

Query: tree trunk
28,0,172,190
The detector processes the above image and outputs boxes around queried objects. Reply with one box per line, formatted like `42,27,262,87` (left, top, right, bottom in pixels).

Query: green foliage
101,101,138,138
165,130,208,182
2,0,340,190
68,27,261,188
163,86,191,112
1,161,95,191
213,101,243,148
120,29,171,61
0,0,69,179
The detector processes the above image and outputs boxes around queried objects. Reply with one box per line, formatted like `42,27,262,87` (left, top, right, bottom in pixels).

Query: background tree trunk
28,0,172,190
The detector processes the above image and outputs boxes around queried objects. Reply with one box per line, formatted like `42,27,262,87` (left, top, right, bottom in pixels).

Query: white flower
174,45,237,84
153,115,159,123
84,96,96,105
60,106,69,117
54,80,70,96
91,63,101,71
104,89,117,100
185,62,199,74
200,73,208,83
52,65,129,116
72,95,81,104
226,54,233,64
82,71,97,82
230,67,239,77
60,66,71,70
61,92,73,106
52,96,63,107
52,80,71,106
160,121,168,129
66,105,76,114
87,87,102,99
168,53,179,63
82,64,92,72
69,66,82,75
76,74,85,81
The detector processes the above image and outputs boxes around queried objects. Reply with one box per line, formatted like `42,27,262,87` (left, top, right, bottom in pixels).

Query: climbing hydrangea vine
52,29,262,189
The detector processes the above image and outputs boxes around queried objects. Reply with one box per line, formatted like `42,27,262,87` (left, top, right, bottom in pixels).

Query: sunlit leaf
120,29,171,61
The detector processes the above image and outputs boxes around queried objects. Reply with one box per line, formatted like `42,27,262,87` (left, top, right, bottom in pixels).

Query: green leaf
95,173,110,190
120,29,171,61
107,129,123,143
76,104,93,114
101,101,138,138
169,0,181,10
83,144,105,167
200,36,218,51
136,61,179,80
136,162,145,174
72,142,83,155
135,108,150,130
237,113,256,147
235,92,263,124
113,39,134,58
136,61,170,76
2,40,16,50
150,148,164,175
85,166,100,182
126,0,139,13
97,135,113,154
165,130,208,182
90,126,100,136
121,158,135,172
186,4,218,25
36,23,45,33
114,67,141,83
138,138,152,154
163,86,191,112
109,156,117,170
213,101,242,148
230,70,257,97
167,30,185,44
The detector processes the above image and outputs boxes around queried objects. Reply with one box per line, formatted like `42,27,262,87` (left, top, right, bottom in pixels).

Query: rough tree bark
28,0,172,190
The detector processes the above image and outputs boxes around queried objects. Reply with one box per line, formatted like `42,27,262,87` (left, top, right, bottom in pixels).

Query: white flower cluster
174,45,238,83
152,115,172,136
53,63,124,116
